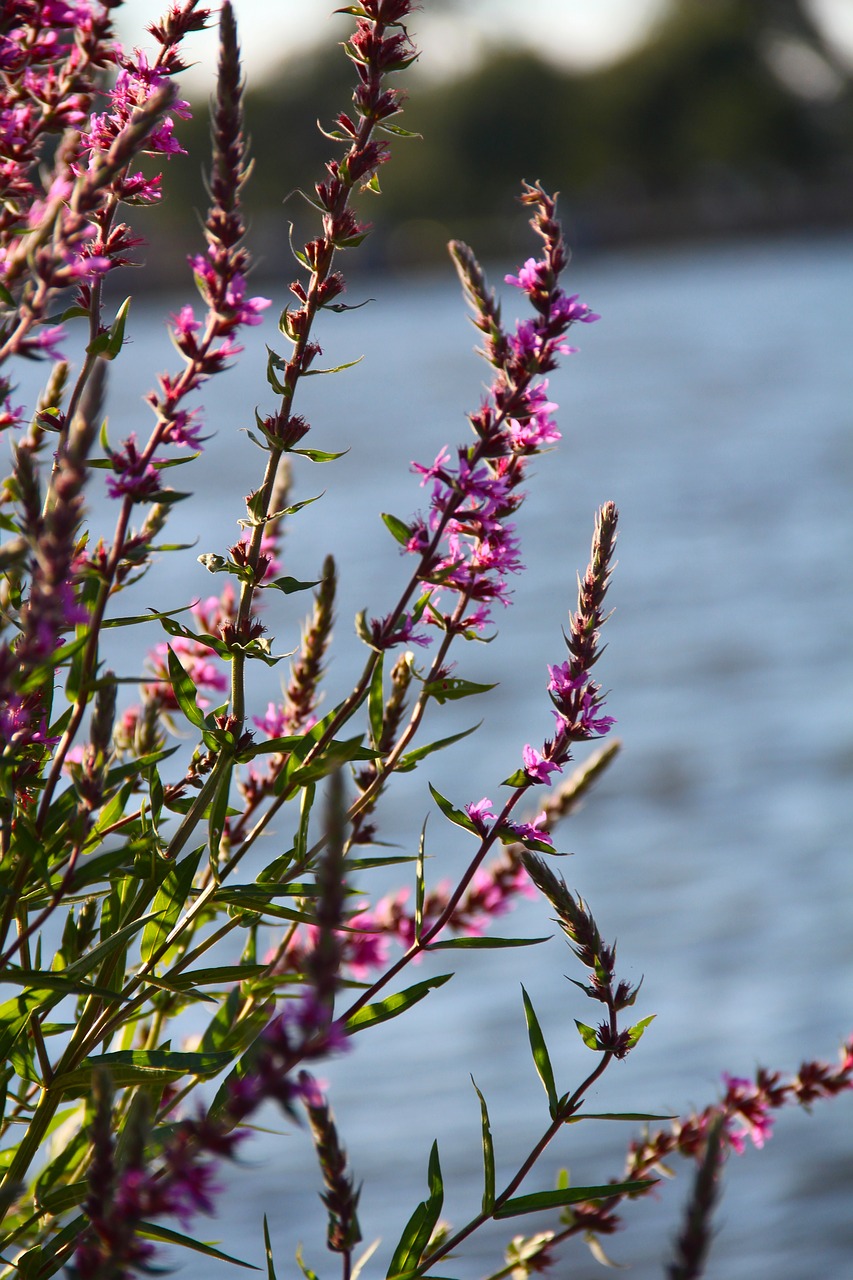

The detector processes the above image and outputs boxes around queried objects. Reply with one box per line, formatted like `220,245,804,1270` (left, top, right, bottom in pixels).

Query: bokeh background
58,1,853,1275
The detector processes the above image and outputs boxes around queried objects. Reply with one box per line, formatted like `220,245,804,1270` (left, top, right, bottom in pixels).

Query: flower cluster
520,501,618,788
370,185,598,649
71,1073,246,1280
126,2,269,505
0,1,211,377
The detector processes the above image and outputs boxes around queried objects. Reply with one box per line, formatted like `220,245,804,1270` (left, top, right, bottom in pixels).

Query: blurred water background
16,229,850,1277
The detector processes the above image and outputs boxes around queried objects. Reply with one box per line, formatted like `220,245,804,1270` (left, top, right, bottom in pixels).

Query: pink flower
506,813,553,846
465,796,497,832
505,256,550,293
253,702,288,739
522,744,563,785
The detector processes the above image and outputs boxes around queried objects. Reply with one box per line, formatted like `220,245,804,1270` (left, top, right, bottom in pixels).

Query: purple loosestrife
374,185,599,650
72,1071,247,1280
135,1,269,502
521,501,618,784
0,2,207,360
567,1038,853,1254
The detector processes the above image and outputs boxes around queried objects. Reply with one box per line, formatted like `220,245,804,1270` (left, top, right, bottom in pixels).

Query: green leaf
201,991,273,1064
245,733,305,758
32,1178,88,1217
627,1014,656,1049
522,986,559,1116
63,910,164,980
493,1181,655,1219
166,645,206,729
471,1078,495,1215
414,818,427,942
377,121,422,138
263,1215,279,1280
301,355,364,376
0,990,44,1062
423,676,496,705
88,1048,232,1075
264,575,321,596
2,970,127,1003
346,974,453,1033
140,846,203,964
566,1112,675,1123
51,1056,229,1098
208,770,232,873
427,783,477,835
425,935,550,952
209,887,316,925
288,446,349,463
286,734,376,787
86,296,131,359
368,654,384,748
164,964,267,989
574,1020,600,1050
381,512,413,547
138,1220,259,1269
387,1141,444,1279
397,723,481,773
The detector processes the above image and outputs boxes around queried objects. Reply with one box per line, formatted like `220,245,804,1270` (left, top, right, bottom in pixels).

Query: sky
114,0,853,92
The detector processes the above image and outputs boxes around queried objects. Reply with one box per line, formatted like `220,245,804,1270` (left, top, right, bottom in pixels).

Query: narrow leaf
166,645,206,729
425,935,549,952
381,512,413,546
414,818,427,942
140,846,203,964
471,1078,495,1214
423,676,497,704
346,974,453,1033
567,1112,675,1123
427,783,477,835
138,1220,259,1269
368,654,384,748
264,575,321,596
263,1215,278,1280
387,1142,444,1278
522,986,559,1116
397,722,481,773
494,1181,655,1219
63,911,163,979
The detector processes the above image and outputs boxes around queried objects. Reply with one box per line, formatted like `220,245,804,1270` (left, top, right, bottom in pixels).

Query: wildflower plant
0,2,850,1277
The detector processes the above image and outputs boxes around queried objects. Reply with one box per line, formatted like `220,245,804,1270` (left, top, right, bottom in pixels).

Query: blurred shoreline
132,178,853,290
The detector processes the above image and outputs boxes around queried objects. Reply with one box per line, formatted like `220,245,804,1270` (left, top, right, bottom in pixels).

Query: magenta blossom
522,743,563,785
465,796,498,832
505,813,554,846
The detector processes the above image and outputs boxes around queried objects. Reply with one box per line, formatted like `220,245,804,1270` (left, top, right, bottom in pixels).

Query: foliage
0,2,850,1278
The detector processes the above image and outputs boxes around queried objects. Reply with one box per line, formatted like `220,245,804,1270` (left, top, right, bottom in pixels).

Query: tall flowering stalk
0,3,849,1279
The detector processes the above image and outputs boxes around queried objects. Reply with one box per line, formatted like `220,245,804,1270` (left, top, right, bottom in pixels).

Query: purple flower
253,701,288,739
161,408,204,448
547,661,588,698
105,434,165,502
465,796,497,832
367,611,431,650
522,744,563,785
505,812,553,846
552,292,600,325
722,1073,775,1152
505,256,550,294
